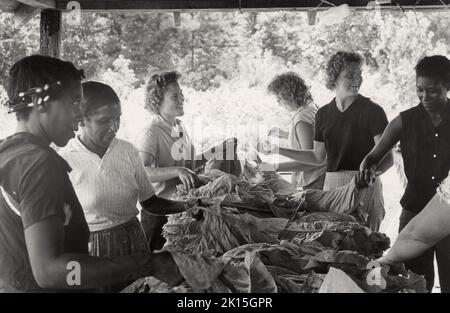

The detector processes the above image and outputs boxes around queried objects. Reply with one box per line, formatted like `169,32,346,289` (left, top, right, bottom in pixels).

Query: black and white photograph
0,0,450,302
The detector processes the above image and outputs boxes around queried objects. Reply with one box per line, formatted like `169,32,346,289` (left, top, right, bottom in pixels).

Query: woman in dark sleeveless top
360,55,450,292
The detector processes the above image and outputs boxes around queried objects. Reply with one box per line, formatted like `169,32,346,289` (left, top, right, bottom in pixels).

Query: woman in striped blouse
59,81,201,265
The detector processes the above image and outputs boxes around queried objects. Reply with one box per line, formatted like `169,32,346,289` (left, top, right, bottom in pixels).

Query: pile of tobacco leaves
123,160,426,293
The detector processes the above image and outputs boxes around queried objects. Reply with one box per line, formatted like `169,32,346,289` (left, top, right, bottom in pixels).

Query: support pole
40,9,61,58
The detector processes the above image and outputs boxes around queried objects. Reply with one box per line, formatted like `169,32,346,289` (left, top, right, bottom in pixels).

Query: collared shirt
288,103,327,188
314,95,388,172
59,136,155,232
136,115,196,198
400,102,450,213
0,133,89,292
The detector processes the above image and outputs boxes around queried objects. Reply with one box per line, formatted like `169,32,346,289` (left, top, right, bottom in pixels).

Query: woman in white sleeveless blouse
266,72,326,190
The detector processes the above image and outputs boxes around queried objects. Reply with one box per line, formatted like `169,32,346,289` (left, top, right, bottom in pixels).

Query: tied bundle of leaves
222,243,327,293
243,162,298,195
280,217,390,258
170,249,278,293
188,174,238,198
198,203,289,255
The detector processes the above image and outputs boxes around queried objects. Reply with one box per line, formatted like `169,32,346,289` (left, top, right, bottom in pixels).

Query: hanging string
319,0,336,7
309,0,335,22
392,0,406,12
439,0,450,10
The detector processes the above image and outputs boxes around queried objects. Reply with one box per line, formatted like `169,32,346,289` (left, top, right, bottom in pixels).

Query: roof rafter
53,0,450,12
17,0,55,9
14,3,40,28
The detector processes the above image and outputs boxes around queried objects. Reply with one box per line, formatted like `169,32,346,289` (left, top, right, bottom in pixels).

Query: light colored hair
325,51,363,90
267,72,313,109
144,71,181,114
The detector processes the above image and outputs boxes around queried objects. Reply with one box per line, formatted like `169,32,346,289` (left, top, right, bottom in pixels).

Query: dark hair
267,72,313,109
415,55,450,85
81,81,120,117
325,51,363,90
144,71,181,114
5,55,84,120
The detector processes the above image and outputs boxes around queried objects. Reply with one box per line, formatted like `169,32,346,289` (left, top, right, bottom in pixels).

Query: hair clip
155,75,163,86
8,80,63,114
7,102,34,114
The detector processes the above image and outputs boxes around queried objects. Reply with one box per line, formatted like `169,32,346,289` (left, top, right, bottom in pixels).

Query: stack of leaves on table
123,161,425,293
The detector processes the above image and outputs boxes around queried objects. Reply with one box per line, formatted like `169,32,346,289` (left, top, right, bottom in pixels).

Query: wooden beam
18,0,55,9
0,0,20,12
54,0,450,11
40,9,61,58
14,3,39,28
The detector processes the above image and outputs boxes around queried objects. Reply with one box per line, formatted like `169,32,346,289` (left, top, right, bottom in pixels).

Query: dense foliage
1,10,449,149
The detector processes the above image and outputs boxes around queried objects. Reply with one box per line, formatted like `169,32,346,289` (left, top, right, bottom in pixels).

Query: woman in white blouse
60,81,200,261
378,173,450,266
266,72,327,190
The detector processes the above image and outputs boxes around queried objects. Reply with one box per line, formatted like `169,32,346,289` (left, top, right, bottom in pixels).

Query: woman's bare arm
277,141,327,166
360,116,401,183
139,151,199,190
25,217,181,290
379,194,450,265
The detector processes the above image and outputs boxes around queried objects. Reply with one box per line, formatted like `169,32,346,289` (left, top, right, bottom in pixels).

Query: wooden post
40,9,61,58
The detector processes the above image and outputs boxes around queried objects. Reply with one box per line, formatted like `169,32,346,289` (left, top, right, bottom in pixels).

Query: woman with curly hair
136,71,236,251
266,72,326,190
261,51,392,231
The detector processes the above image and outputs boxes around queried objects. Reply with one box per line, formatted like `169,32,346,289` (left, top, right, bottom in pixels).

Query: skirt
89,217,149,293
89,217,149,257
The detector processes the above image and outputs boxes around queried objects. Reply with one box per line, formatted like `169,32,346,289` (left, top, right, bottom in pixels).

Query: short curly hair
415,55,450,85
325,51,363,90
144,71,182,114
267,72,313,109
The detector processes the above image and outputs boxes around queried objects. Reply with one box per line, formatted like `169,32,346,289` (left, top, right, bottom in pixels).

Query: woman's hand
359,158,377,186
376,256,407,276
268,127,288,139
257,162,277,172
257,141,279,155
177,167,200,191
376,256,392,266
184,197,200,210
